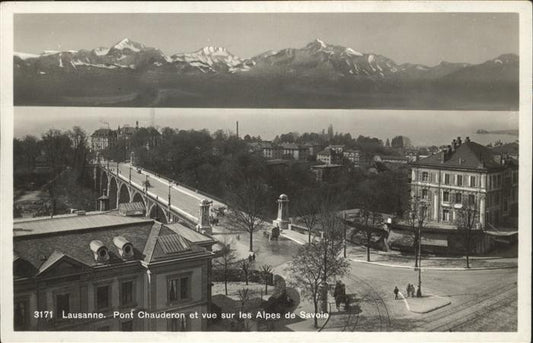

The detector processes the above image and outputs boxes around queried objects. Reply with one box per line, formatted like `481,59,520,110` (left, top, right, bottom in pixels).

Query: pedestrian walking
406,284,410,298
410,284,416,297
394,286,399,300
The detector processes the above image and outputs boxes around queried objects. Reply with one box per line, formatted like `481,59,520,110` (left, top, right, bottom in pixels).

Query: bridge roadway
105,161,226,223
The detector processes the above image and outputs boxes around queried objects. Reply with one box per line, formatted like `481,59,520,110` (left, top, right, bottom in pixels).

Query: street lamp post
168,182,173,207
145,175,149,193
416,201,427,297
343,211,347,258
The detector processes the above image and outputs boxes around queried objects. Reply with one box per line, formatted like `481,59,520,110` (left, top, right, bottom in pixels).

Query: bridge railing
99,161,199,223
125,164,228,208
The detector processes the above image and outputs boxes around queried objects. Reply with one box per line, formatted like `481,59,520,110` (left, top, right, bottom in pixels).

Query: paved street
103,162,518,332
215,225,517,332
109,162,225,221
275,258,517,332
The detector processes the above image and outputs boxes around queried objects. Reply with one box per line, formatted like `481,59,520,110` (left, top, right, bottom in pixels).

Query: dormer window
113,236,134,260
90,240,110,263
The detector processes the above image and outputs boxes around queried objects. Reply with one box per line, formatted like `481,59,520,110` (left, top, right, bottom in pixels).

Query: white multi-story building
90,129,117,152
410,137,518,229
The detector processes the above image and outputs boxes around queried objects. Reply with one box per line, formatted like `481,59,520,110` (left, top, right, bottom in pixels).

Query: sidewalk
399,292,451,314
281,228,517,270
272,264,329,331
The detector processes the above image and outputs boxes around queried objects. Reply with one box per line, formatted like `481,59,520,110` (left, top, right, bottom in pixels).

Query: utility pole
343,211,347,258
416,201,427,297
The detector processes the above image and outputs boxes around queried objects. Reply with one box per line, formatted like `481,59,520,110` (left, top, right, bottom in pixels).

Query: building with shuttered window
13,211,215,331
410,137,518,229
394,137,519,254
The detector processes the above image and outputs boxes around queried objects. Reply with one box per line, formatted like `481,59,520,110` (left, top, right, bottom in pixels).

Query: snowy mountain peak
14,52,39,60
344,47,363,57
315,38,327,48
306,38,329,50
111,38,145,52
94,47,110,56
200,46,228,55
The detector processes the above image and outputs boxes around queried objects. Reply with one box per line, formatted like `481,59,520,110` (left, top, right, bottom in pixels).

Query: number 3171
34,311,53,319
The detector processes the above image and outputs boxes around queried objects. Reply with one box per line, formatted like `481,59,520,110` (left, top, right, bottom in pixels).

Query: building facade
13,212,215,331
91,129,117,152
316,148,341,165
343,149,361,166
410,137,518,229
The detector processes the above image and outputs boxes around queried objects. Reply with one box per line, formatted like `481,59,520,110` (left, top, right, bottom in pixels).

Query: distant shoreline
476,129,519,136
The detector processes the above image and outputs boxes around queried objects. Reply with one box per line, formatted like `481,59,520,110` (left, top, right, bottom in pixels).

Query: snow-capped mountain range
13,38,518,109
14,37,518,78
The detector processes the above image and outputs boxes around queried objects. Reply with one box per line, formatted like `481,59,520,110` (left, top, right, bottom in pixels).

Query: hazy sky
14,13,518,66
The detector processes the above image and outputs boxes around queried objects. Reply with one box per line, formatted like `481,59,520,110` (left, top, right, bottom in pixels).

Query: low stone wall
289,223,323,238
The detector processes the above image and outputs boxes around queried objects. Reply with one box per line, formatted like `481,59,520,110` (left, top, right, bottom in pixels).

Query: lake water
13,107,519,146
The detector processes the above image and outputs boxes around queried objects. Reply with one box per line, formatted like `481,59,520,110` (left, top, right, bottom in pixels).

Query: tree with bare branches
352,181,386,262
455,195,481,268
293,191,322,243
406,192,429,268
237,288,250,311
225,179,270,253
213,240,238,296
289,239,349,328
260,264,273,296
241,260,250,285
353,208,385,262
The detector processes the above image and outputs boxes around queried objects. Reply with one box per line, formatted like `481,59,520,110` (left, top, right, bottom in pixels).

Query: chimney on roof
465,136,471,143
457,137,462,146
451,139,457,151
98,190,109,211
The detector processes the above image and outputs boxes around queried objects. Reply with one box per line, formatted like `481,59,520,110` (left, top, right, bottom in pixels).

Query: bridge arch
132,191,145,207
108,177,118,210
118,183,131,205
148,203,168,224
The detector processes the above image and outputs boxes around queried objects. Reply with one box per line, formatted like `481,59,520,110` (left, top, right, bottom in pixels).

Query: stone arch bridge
92,161,226,229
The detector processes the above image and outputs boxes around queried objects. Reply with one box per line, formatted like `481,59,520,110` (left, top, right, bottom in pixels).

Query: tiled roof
317,148,334,156
164,222,215,244
280,143,303,150
14,220,154,270
13,212,212,279
14,213,153,237
157,234,192,254
413,141,502,171
118,202,146,216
